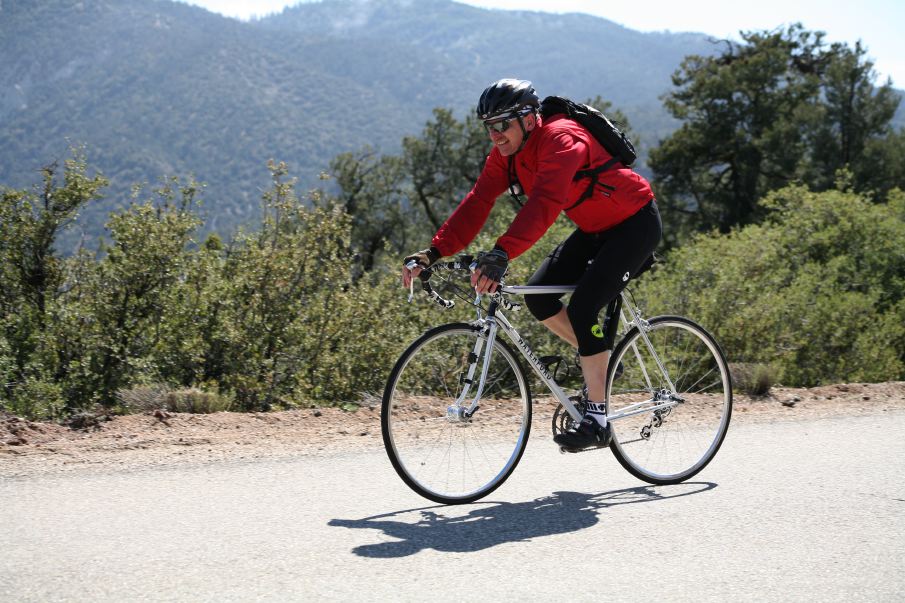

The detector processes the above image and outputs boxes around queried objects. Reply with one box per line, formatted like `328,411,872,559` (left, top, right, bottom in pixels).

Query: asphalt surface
2,411,904,602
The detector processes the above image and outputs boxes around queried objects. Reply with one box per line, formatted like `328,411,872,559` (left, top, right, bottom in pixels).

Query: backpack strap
506,156,525,208
564,157,622,211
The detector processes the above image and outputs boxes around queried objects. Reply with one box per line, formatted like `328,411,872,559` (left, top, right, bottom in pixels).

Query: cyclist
402,78,662,450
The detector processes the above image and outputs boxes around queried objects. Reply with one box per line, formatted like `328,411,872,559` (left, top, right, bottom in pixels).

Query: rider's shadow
329,483,716,558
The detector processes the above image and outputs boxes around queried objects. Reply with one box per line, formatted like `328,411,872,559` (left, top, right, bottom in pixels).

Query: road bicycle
382,256,732,505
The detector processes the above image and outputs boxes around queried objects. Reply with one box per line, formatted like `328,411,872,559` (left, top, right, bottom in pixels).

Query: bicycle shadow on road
329,482,716,558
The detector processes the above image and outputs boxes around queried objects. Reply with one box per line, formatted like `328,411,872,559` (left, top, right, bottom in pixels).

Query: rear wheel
607,316,732,484
382,323,532,504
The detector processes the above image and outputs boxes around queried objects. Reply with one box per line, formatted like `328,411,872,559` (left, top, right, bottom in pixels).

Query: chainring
551,397,587,437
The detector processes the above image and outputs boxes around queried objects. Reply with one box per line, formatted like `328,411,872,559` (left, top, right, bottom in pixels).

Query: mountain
1,0,478,244
259,0,715,139
2,0,898,249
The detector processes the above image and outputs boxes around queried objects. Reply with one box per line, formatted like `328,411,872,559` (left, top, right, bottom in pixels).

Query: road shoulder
2,381,903,478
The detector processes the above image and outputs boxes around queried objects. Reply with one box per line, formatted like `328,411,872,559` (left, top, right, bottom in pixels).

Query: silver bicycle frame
458,285,681,424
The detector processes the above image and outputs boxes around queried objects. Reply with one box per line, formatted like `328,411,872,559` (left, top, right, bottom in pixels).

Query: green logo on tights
591,324,604,338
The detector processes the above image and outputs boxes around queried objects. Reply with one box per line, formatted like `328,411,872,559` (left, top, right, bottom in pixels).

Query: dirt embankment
2,382,904,478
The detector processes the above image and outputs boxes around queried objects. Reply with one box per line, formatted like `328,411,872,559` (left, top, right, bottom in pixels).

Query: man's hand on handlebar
471,247,509,295
402,247,441,288
401,246,508,297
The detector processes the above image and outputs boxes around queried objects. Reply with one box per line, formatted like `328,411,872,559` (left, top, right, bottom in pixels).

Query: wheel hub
446,405,478,423
447,405,466,422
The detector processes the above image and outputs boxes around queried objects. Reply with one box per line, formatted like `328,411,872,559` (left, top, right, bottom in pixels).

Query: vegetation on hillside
635,184,905,386
650,24,904,243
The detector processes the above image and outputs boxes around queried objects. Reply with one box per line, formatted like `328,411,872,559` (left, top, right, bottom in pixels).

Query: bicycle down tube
480,301,580,422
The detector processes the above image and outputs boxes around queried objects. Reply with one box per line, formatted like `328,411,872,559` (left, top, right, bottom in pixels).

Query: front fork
447,319,498,423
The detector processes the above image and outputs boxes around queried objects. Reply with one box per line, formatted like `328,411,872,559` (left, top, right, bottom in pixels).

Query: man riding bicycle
402,78,662,450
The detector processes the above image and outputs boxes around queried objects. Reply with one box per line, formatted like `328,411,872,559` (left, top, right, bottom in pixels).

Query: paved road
2,412,904,602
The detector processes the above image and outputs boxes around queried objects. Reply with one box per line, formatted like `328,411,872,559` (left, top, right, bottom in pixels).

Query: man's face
485,113,535,156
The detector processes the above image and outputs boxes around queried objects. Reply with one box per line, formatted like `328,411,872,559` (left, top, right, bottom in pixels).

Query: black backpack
506,96,637,209
540,96,636,167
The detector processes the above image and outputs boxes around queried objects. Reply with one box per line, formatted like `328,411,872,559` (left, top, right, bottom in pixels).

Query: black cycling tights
524,200,662,357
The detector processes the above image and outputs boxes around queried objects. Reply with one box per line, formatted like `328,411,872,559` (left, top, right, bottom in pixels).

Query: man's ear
525,113,537,131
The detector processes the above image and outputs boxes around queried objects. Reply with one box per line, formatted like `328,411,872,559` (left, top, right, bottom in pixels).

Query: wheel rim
608,318,731,483
383,326,531,502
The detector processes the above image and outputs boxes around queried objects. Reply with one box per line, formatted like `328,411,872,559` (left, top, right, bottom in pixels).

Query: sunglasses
483,117,515,134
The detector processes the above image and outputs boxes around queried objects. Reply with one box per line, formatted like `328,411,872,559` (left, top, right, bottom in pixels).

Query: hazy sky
179,0,905,86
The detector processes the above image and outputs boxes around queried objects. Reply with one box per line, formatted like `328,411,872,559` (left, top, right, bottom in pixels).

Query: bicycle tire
382,322,532,504
607,315,732,484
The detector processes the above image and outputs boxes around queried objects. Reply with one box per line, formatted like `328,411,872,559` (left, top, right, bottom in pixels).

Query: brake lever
405,260,417,303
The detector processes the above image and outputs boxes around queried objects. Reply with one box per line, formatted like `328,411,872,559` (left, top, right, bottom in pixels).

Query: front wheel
607,316,732,484
382,323,532,504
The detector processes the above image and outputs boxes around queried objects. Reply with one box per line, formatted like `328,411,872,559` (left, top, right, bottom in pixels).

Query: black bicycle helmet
476,79,540,121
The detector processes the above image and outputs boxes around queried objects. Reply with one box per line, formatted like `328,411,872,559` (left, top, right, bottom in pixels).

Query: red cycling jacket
431,114,654,259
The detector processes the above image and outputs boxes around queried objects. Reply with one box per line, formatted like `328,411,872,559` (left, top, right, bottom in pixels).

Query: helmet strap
513,113,533,154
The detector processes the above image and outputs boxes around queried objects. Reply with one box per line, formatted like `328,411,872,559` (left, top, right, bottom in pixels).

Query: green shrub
634,185,905,386
0,334,14,402
7,150,902,417
8,377,66,421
